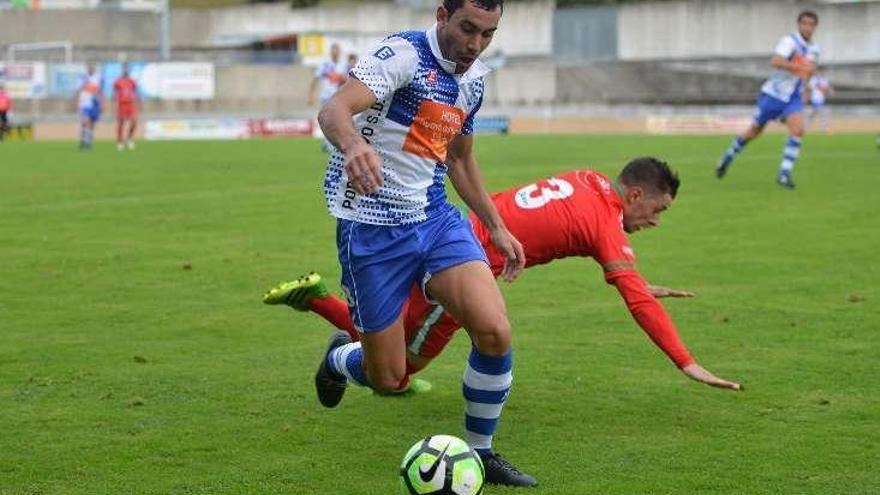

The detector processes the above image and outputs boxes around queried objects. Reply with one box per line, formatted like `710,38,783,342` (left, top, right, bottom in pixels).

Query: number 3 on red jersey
514,178,574,210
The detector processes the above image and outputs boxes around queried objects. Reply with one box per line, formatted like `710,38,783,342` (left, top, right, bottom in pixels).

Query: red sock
308,295,358,341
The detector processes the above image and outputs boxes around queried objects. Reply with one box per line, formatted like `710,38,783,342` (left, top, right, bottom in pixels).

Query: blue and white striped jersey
760,32,820,103
323,24,490,226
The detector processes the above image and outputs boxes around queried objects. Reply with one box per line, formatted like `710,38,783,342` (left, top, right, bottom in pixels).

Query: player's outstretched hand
681,363,742,391
345,142,383,195
648,285,695,298
490,227,526,282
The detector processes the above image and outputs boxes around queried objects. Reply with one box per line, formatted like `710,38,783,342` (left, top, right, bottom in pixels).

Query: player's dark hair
618,157,680,199
798,10,818,23
444,0,504,16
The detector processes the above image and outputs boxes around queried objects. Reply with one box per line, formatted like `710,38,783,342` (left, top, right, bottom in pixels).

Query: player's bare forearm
318,78,384,194
771,55,793,71
447,135,525,280
772,54,812,77
446,136,503,230
317,78,375,154
317,99,362,152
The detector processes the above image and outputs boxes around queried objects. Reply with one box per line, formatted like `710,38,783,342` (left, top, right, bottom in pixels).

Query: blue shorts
336,203,488,332
80,106,101,123
752,92,803,127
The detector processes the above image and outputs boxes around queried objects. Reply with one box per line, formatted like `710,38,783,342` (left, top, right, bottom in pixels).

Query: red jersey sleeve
593,216,638,283
611,272,695,368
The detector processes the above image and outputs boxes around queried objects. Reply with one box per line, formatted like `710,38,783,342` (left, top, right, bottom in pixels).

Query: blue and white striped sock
719,136,746,168
326,342,369,387
780,136,802,173
463,347,512,456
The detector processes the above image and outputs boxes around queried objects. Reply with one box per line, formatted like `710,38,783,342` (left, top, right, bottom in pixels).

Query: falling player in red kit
113,62,139,151
266,156,742,392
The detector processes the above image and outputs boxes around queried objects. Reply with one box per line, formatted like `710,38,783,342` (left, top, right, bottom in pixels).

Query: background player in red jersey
0,83,12,141
266,157,741,392
113,62,139,151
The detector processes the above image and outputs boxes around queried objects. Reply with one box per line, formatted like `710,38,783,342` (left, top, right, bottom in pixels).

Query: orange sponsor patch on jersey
402,100,465,162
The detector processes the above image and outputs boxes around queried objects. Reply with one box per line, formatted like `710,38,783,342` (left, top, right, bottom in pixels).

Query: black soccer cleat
314,330,352,408
715,161,729,179
480,452,538,487
776,171,796,189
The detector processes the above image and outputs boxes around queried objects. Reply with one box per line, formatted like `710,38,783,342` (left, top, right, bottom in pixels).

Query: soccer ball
399,435,484,495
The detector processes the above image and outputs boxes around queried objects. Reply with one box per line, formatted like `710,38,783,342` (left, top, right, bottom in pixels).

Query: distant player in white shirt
807,67,833,134
77,63,103,150
307,43,349,106
309,43,350,151
716,10,820,189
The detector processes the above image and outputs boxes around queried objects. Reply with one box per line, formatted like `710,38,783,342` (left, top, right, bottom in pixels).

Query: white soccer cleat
126,140,135,150
117,142,124,151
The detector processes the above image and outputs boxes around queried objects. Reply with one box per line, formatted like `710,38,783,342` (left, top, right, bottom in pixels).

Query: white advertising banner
145,119,248,140
647,115,752,135
0,62,48,98
138,63,215,100
145,118,315,140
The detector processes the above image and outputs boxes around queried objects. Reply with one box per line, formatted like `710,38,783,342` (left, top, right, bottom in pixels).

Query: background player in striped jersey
113,62,140,151
307,43,349,107
76,63,103,150
267,157,742,394
311,0,536,486
716,10,820,189
309,43,352,152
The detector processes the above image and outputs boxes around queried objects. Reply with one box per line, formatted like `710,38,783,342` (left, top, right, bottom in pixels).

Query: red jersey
0,90,12,112
472,170,636,281
113,77,138,106
470,170,694,368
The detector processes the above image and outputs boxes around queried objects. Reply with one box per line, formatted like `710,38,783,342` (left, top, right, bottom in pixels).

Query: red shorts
117,105,137,120
402,285,462,358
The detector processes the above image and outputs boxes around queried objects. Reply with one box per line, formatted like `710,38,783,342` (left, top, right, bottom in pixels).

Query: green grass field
1,134,878,494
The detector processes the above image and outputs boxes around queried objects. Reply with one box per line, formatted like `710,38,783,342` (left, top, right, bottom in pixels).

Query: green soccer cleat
373,378,433,397
263,272,329,311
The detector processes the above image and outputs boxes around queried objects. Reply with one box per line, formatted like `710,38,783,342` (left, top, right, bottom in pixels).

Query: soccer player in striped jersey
77,63,103,150
266,157,742,483
309,43,350,153
307,43,349,107
310,0,536,486
716,10,820,189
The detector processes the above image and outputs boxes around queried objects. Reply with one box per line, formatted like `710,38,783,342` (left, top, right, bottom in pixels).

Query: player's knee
471,317,511,356
367,366,408,393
